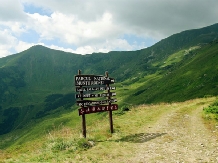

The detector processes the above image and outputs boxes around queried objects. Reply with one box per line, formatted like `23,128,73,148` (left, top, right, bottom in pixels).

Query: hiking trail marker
75,70,118,138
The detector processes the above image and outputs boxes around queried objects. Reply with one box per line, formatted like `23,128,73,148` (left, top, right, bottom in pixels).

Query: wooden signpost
75,70,118,138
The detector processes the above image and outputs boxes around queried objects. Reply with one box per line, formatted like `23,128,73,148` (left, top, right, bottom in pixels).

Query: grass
203,97,218,121
0,97,216,162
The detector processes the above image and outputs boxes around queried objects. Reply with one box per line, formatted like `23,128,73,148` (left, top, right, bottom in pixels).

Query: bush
121,105,130,111
203,98,218,121
77,138,93,150
52,138,75,151
204,106,218,114
51,138,94,152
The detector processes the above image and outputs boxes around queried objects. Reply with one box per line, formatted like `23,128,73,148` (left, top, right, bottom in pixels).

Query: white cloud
1,21,26,36
20,0,218,38
0,47,11,58
0,28,34,57
44,37,141,55
14,41,35,53
0,0,26,21
0,0,218,58
26,11,120,46
74,46,95,55
11,22,26,35
0,29,16,44
0,29,17,57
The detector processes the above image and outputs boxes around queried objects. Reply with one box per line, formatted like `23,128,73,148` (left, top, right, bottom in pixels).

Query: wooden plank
75,75,114,81
75,80,114,86
77,99,117,107
76,86,116,92
75,92,116,98
78,104,118,115
75,75,115,86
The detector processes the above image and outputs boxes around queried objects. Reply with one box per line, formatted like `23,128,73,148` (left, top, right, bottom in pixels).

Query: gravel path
130,101,218,163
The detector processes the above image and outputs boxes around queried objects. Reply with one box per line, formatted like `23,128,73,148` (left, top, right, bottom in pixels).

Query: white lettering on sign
78,104,118,115
75,81,105,86
77,99,117,106
76,87,116,92
75,92,116,99
76,76,92,81
75,75,115,86
94,76,105,81
75,76,112,81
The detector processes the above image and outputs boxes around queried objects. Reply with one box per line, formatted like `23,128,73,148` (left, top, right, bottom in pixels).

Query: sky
0,0,218,58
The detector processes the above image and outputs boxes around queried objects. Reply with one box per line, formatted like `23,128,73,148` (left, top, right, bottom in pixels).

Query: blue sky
0,0,218,58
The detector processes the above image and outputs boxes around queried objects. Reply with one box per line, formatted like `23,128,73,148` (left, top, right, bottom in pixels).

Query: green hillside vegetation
124,40,218,104
0,23,218,152
0,97,216,162
204,97,218,120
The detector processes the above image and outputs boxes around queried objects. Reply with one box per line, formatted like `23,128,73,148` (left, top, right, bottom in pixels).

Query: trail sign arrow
75,75,115,86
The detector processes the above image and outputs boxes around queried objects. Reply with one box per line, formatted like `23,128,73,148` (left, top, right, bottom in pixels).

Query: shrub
203,98,218,121
204,106,218,114
52,138,75,151
77,138,93,150
51,138,94,152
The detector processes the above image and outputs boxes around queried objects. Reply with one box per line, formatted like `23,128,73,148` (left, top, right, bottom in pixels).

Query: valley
0,23,218,162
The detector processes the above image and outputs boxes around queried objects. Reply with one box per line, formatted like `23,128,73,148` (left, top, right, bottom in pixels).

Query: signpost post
75,70,118,138
106,71,114,133
78,70,86,138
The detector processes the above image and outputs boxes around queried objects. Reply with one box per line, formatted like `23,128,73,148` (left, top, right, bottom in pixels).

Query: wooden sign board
77,99,117,107
79,104,118,115
75,75,115,86
76,86,116,92
75,92,116,99
75,75,114,81
75,70,118,137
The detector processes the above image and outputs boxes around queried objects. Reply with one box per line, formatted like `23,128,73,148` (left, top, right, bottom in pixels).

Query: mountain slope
0,23,218,135
124,40,218,104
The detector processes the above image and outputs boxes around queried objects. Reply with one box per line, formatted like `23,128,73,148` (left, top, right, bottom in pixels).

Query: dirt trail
129,101,218,162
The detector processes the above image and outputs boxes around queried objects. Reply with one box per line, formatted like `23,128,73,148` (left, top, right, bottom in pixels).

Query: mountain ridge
0,23,218,136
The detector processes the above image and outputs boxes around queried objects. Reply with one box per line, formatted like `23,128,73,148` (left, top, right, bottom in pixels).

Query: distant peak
30,45,48,49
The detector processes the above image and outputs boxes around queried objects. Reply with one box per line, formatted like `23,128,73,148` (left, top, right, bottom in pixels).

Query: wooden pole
82,115,86,138
105,71,114,133
78,70,86,138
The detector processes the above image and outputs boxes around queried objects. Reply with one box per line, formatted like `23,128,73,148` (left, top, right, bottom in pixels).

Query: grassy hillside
0,23,218,137
0,97,216,162
123,40,218,104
